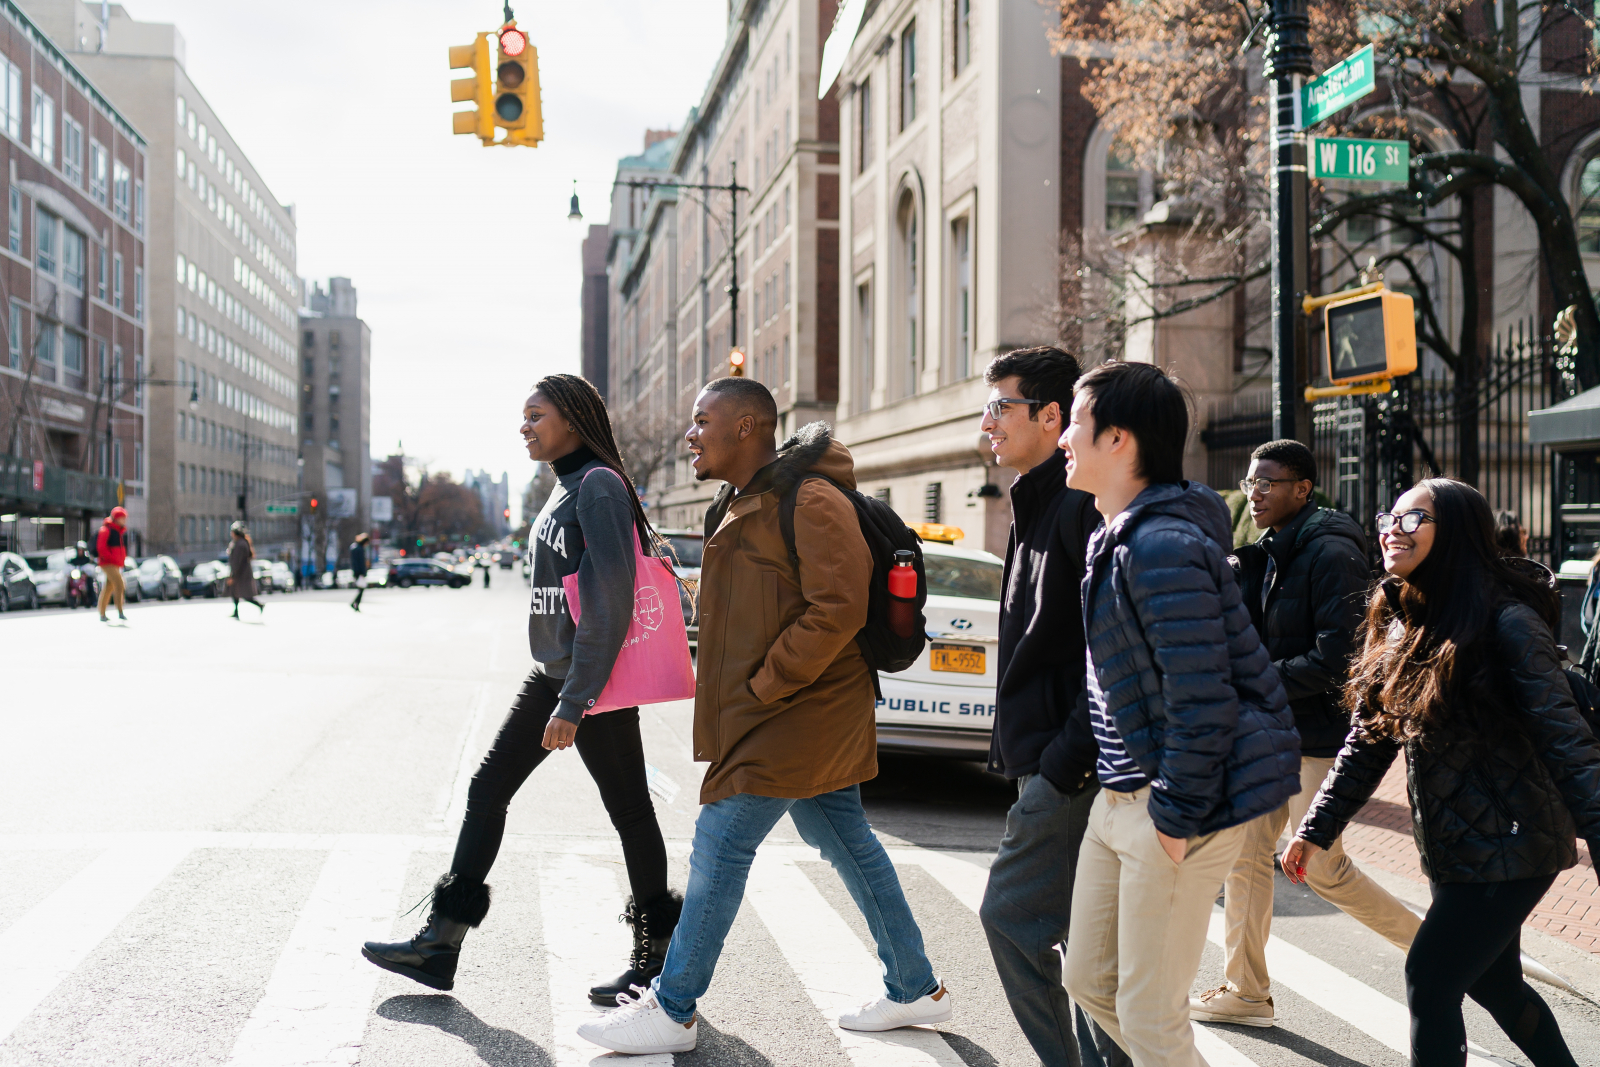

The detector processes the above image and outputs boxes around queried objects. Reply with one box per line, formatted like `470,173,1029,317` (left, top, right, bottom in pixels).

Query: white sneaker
837,982,952,1032
576,985,697,1054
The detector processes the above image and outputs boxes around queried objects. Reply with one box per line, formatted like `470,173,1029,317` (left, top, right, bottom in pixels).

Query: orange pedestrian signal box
1323,289,1417,385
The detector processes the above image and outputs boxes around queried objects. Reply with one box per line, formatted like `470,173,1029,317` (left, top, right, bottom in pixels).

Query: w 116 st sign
1310,137,1409,182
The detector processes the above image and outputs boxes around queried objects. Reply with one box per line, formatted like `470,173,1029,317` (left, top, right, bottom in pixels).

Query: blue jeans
653,785,938,1024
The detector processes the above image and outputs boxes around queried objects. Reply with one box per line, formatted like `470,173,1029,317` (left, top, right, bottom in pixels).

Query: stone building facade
299,278,370,572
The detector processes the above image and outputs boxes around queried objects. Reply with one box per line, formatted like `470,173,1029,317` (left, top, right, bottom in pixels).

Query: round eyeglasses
1375,509,1437,536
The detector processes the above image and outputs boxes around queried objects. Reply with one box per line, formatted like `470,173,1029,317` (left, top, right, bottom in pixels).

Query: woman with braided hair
362,373,680,1004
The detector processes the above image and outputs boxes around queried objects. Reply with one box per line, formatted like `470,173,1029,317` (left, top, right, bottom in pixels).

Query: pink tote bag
563,471,696,715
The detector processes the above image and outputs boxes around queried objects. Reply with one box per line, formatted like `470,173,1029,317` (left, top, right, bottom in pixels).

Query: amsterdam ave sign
1302,44,1375,127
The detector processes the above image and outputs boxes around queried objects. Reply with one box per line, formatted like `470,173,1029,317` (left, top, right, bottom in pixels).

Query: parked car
655,529,704,647
0,551,39,611
120,559,143,602
270,560,293,593
386,558,471,588
182,559,230,599
22,551,80,606
252,558,276,593
874,540,1003,760
133,556,183,601
366,564,389,588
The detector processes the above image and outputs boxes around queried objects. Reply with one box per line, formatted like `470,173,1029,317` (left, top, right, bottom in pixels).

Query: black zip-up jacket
1300,596,1600,883
988,450,1101,788
1229,504,1371,757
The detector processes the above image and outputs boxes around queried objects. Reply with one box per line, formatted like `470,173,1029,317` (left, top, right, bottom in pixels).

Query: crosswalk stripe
894,843,1264,1067
226,845,411,1067
745,851,966,1067
1204,909,1515,1067
541,851,673,1066
0,838,194,1044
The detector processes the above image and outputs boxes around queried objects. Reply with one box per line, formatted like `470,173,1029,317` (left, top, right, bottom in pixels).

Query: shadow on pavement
376,994,554,1066
940,1030,1002,1065
860,752,1014,851
677,1018,776,1065
1208,1024,1373,1067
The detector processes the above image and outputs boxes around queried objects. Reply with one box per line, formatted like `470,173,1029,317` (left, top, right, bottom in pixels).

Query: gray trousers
980,774,1132,1067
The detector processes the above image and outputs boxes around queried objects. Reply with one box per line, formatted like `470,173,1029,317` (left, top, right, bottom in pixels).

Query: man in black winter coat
1190,440,1418,1029
975,346,1128,1067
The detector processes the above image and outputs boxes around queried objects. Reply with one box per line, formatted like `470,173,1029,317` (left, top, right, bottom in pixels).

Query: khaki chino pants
1221,754,1420,1000
1062,787,1246,1067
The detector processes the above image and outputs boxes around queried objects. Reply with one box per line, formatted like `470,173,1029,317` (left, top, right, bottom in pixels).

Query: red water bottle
887,549,917,638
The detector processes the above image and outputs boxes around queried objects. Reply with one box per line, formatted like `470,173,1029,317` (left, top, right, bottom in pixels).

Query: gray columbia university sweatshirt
527,446,639,723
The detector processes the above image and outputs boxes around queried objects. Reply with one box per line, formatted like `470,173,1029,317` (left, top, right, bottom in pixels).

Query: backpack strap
778,472,837,567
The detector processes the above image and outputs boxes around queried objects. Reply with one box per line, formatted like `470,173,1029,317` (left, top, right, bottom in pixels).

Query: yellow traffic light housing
728,348,746,377
493,23,543,146
449,34,494,144
1323,289,1417,385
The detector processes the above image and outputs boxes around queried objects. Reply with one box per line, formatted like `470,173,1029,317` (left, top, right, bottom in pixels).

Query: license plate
930,643,985,674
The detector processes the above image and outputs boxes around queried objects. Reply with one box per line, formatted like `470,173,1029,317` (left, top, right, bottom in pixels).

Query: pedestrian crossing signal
1324,289,1417,385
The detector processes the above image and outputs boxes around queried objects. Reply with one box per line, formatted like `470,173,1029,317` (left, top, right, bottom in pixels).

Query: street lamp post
1265,0,1313,441
568,165,749,359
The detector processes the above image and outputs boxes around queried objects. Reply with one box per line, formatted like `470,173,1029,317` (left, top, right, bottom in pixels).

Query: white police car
876,535,1003,759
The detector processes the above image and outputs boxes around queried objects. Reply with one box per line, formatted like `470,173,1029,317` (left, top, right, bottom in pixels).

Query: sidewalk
1341,762,1599,953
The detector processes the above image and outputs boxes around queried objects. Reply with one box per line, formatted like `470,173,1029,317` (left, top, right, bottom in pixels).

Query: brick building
0,0,145,554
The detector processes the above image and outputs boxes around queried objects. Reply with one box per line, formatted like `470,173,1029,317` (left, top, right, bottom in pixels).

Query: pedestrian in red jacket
95,506,129,622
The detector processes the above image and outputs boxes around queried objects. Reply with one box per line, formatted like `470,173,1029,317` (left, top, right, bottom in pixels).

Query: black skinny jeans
1407,873,1576,1067
449,672,668,905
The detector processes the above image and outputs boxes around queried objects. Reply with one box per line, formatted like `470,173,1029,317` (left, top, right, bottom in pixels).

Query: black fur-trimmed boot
361,873,491,991
588,890,683,1006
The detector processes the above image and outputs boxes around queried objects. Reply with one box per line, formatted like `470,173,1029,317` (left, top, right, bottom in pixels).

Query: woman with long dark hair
228,523,264,619
361,373,680,1004
1283,478,1600,1067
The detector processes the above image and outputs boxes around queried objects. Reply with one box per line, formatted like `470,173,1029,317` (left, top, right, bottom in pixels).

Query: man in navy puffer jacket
1058,361,1299,1067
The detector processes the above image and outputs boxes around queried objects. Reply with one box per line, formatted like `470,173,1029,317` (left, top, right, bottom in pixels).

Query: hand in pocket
1155,826,1188,865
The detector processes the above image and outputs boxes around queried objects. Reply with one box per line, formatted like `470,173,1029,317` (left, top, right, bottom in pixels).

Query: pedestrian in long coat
228,523,264,618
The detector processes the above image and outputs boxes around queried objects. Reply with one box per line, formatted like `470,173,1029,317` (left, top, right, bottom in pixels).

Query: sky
115,0,730,521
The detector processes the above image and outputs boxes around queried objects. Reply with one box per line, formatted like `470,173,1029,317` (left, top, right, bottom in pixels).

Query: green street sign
1310,136,1409,182
265,503,298,515
1303,44,1375,127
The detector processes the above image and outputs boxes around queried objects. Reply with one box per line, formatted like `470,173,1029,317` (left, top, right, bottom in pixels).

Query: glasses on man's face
1239,477,1300,495
1375,509,1437,536
983,397,1044,421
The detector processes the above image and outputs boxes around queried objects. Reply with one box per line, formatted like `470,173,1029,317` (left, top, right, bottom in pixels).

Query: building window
63,330,82,375
134,442,143,480
897,191,920,397
134,180,144,234
112,439,122,479
89,141,107,204
134,267,144,319
113,160,131,222
783,260,790,307
0,59,19,140
951,216,971,379
62,228,84,291
133,353,142,407
34,207,55,274
113,252,123,310
7,186,18,255
874,486,891,506
1579,156,1600,252
35,323,55,365
857,78,873,172
1106,145,1140,230
900,22,917,130
96,245,106,300
953,0,972,75
924,482,943,523
62,117,82,185
856,280,874,412
6,300,19,369
30,88,52,163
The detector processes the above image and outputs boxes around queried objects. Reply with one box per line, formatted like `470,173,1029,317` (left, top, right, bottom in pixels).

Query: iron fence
1201,317,1573,563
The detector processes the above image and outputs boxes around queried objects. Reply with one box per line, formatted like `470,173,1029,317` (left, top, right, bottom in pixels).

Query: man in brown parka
579,377,951,1057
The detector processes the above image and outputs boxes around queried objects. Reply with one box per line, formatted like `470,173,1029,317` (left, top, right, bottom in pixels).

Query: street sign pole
1266,0,1313,441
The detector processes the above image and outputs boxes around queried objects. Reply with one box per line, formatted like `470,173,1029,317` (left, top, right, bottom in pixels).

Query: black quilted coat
1082,482,1301,839
1299,597,1600,883
1229,505,1372,758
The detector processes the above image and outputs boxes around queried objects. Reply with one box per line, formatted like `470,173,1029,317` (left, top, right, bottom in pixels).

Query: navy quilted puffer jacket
1082,481,1301,839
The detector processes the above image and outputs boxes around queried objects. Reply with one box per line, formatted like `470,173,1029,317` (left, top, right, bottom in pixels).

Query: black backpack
1564,664,1600,739
778,473,928,697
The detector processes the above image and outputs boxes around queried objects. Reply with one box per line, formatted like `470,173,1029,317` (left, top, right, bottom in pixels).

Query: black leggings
449,672,668,905
1406,873,1576,1066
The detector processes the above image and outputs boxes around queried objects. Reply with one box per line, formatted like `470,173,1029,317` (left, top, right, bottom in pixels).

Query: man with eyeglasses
976,346,1127,1067
1191,439,1419,1029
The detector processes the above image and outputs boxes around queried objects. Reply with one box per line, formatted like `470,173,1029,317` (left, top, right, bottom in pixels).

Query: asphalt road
3,578,1599,1066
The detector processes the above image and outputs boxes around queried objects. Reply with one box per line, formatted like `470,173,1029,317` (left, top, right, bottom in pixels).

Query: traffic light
493,22,543,146
1323,289,1417,385
449,33,494,144
503,507,511,520
309,497,319,514
728,347,746,377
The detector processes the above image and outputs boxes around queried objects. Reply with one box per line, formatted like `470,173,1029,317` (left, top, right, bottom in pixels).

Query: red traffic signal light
503,507,511,519
499,26,527,56
309,497,319,510
728,348,746,377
